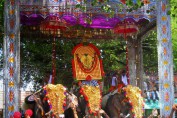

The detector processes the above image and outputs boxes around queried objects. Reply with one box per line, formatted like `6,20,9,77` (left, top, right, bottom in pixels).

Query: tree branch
137,20,156,39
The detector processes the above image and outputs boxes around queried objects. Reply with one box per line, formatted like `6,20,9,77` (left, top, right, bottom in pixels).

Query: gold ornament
45,84,66,115
124,85,144,118
82,85,101,113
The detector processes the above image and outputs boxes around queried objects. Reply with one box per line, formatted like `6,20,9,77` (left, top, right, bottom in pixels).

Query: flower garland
43,84,67,115
80,85,101,115
123,85,144,118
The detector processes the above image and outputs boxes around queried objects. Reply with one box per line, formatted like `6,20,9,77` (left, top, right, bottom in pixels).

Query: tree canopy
0,0,176,90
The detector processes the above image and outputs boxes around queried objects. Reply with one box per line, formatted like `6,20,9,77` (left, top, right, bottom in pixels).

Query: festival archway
3,0,174,117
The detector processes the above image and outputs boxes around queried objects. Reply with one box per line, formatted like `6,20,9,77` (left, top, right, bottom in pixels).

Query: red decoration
72,59,76,78
165,92,169,102
10,0,15,6
162,3,166,12
9,91,14,101
76,53,98,73
113,21,138,38
99,60,105,76
72,43,104,80
114,24,138,34
10,19,15,29
120,0,126,4
72,43,83,54
88,44,101,56
13,111,21,118
10,43,14,53
9,67,14,77
86,75,92,81
25,109,33,117
143,0,150,4
118,84,124,93
40,16,68,35
78,81,82,86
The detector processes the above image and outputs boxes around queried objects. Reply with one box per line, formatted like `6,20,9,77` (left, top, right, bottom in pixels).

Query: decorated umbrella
40,16,68,37
113,19,139,84
113,19,139,38
40,16,69,84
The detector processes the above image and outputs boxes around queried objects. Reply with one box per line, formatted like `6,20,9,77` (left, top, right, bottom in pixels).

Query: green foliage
0,0,177,89
75,0,144,18
20,38,77,89
91,39,127,73
170,0,177,72
170,0,177,20
20,37,127,89
143,31,158,73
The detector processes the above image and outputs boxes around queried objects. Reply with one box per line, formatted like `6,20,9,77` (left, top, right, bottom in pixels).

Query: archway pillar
157,0,174,117
3,0,20,117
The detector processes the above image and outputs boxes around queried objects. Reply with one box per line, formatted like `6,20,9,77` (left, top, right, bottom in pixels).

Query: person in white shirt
121,70,128,86
109,72,118,92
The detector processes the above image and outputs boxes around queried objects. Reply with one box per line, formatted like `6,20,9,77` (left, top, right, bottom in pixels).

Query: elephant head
22,89,50,118
104,90,132,118
23,85,79,118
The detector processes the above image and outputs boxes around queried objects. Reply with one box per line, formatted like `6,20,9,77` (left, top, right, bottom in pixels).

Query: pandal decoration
80,85,101,115
123,85,144,118
72,43,104,80
43,84,67,115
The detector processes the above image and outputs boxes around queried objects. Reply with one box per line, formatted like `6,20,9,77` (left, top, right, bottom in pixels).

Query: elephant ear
25,95,35,104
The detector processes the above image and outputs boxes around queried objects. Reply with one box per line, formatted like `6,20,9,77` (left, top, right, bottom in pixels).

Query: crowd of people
108,70,159,103
143,74,159,103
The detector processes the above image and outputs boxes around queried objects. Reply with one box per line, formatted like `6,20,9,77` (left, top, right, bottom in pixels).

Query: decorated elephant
71,81,109,118
22,84,78,118
102,91,133,118
102,85,144,118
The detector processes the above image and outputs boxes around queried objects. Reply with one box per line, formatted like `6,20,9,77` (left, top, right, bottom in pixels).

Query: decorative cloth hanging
72,43,104,80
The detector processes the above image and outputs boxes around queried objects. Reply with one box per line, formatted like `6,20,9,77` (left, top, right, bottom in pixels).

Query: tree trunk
127,38,136,86
127,37,144,90
135,39,144,90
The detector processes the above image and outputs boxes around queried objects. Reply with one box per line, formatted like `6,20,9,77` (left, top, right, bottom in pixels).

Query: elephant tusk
125,114,130,118
45,110,52,116
33,88,43,95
